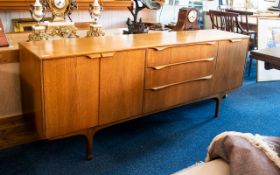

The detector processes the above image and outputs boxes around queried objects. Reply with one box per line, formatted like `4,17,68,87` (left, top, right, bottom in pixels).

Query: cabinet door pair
43,50,146,138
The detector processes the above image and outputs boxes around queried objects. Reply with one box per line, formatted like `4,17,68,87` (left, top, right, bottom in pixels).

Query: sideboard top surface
19,29,249,60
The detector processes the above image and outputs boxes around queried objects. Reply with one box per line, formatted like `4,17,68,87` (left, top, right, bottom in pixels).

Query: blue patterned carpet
0,59,280,175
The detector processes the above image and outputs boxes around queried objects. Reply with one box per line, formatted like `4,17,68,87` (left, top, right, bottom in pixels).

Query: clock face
54,0,66,9
47,0,70,21
188,10,198,23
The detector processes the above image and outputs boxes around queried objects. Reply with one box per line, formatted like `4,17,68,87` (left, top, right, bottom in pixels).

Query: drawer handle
86,54,101,59
230,39,242,43
152,42,216,51
151,57,215,70
202,42,217,45
152,46,169,51
101,52,115,58
147,75,213,91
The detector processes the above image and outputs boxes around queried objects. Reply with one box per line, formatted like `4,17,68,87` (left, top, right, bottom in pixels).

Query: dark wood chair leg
214,97,221,117
84,129,94,160
248,56,253,77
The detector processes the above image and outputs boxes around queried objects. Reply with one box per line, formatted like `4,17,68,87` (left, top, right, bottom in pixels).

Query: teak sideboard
19,30,249,160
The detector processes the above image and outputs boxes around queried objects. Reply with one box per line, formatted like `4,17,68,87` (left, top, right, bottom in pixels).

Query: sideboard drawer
146,42,218,67
143,75,213,113
145,57,216,89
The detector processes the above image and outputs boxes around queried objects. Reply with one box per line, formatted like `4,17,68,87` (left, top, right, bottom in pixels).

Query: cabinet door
212,39,248,94
43,56,99,138
99,50,145,125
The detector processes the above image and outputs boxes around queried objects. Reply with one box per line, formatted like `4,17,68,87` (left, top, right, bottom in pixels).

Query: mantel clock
29,0,78,41
46,0,70,21
174,7,199,31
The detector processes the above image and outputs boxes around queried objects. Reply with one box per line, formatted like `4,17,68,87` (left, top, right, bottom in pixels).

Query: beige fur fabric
205,131,280,169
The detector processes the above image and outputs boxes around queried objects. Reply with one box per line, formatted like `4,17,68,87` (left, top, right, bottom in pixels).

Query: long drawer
145,57,216,89
143,76,213,113
146,42,218,67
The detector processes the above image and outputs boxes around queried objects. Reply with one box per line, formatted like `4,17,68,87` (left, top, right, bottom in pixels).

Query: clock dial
47,0,70,21
54,0,66,9
188,10,198,23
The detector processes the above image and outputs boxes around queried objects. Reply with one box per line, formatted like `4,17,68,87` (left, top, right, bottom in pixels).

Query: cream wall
0,9,157,32
0,63,22,118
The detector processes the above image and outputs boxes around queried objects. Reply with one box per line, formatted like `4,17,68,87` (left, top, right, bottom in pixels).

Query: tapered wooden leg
84,129,94,160
214,97,221,118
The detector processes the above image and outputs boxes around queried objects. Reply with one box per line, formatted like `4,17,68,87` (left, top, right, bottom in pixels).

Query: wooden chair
208,10,239,32
225,9,257,76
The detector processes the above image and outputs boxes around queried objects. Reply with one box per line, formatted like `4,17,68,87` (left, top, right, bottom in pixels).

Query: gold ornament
28,26,48,41
46,24,78,38
86,24,105,37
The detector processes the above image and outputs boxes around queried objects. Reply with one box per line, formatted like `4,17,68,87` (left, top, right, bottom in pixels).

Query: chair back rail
209,10,239,32
225,9,254,34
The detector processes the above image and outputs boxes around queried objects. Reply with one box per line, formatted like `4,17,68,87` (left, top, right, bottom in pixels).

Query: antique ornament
44,22,78,38
87,0,105,37
30,0,45,22
89,0,101,23
29,0,78,41
124,0,161,34
188,9,198,23
28,26,48,41
29,0,47,41
174,8,199,31
46,0,70,21
87,24,104,37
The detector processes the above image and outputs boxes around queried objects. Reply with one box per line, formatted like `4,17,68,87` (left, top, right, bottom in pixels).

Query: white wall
201,0,279,11
0,9,157,32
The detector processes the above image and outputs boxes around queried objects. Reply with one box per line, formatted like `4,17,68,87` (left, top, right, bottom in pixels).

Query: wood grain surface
99,50,145,125
19,46,44,137
19,30,249,60
43,56,99,138
212,39,249,93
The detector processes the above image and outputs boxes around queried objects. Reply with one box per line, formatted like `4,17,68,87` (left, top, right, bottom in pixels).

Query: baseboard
0,113,23,124
0,49,19,64
0,113,39,149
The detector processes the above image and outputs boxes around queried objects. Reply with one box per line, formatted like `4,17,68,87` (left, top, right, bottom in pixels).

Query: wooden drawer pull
151,57,215,70
203,42,217,45
230,39,242,43
152,42,216,51
147,75,213,91
102,52,115,58
152,46,169,51
86,54,101,59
